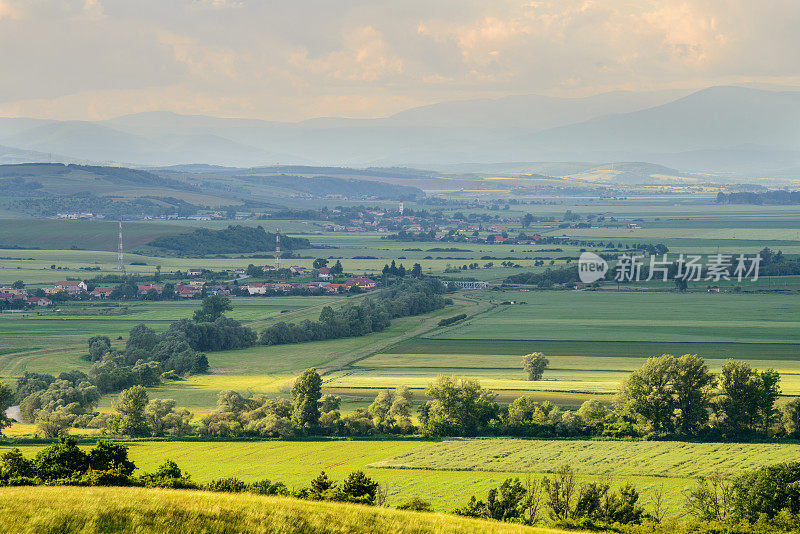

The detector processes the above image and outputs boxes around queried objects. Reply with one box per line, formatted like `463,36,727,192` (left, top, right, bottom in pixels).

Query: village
0,265,378,309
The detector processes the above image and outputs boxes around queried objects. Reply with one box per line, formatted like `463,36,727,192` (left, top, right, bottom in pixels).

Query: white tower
275,228,282,268
399,201,404,215
117,220,125,272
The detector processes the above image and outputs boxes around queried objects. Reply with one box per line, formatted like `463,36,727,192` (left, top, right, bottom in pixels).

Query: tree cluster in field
504,246,796,288
437,313,467,327
148,225,311,256
424,354,792,439
453,462,800,533
416,355,795,440
196,369,414,438
717,190,800,205
7,296,256,437
758,247,800,277
454,465,645,527
380,260,422,278
615,354,790,439
5,351,797,442
259,278,447,346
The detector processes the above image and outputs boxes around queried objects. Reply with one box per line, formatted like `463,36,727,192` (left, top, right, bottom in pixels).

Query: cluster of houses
12,275,378,304
0,286,52,307
246,277,375,295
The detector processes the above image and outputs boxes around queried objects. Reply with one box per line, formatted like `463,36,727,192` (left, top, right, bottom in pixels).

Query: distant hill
0,163,196,194
384,89,687,129
2,86,800,173
0,163,425,218
518,87,800,160
238,174,424,200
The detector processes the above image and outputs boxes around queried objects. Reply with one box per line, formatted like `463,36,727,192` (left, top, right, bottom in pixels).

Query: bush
438,313,467,327
397,496,434,511
206,477,247,493
247,479,288,496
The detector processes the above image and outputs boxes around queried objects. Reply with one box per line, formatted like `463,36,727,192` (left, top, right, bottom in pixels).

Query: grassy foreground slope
0,486,564,534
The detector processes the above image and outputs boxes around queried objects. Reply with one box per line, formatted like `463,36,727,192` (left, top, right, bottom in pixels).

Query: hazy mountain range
0,86,798,176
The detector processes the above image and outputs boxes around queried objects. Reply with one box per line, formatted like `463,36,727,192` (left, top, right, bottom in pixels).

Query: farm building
54,280,87,293
344,277,376,290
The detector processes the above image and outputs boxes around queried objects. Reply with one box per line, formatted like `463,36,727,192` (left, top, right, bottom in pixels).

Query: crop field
370,438,800,478
324,290,800,399
4,437,798,514
430,291,800,344
0,219,183,251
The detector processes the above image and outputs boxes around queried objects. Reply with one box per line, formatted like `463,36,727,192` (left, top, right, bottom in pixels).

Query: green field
323,290,800,399
0,296,348,380
4,437,798,514
430,291,800,344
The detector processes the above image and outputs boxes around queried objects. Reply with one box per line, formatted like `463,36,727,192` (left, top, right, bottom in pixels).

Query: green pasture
429,291,800,344
0,219,182,251
326,289,800,398
0,296,347,380
5,437,798,513
370,438,800,478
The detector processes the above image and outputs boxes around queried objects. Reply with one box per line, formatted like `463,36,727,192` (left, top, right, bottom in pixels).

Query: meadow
0,486,553,534
3,437,799,514
0,296,345,379
325,289,800,400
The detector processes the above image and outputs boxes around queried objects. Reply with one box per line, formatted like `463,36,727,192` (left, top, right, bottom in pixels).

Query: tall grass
0,486,564,534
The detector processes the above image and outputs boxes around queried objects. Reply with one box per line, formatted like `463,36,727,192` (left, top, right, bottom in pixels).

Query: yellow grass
0,486,572,534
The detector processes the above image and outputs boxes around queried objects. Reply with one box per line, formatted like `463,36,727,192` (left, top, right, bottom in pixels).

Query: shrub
206,477,247,493
397,496,434,511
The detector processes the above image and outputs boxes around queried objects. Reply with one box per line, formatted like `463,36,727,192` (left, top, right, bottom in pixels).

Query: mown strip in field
386,338,800,361
369,438,800,479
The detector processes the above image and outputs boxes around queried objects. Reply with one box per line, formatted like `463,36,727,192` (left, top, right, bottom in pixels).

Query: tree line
259,278,448,346
717,190,800,205
148,225,311,256
4,351,796,442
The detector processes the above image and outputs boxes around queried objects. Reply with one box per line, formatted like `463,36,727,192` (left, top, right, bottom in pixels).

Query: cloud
0,0,22,20
193,0,243,8
82,0,104,19
158,31,240,80
291,26,403,83
0,0,797,120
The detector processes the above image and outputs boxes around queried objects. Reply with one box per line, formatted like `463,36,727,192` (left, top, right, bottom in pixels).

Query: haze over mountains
0,86,798,176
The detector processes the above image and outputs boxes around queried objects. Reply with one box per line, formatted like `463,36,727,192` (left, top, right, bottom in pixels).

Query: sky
0,0,798,122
